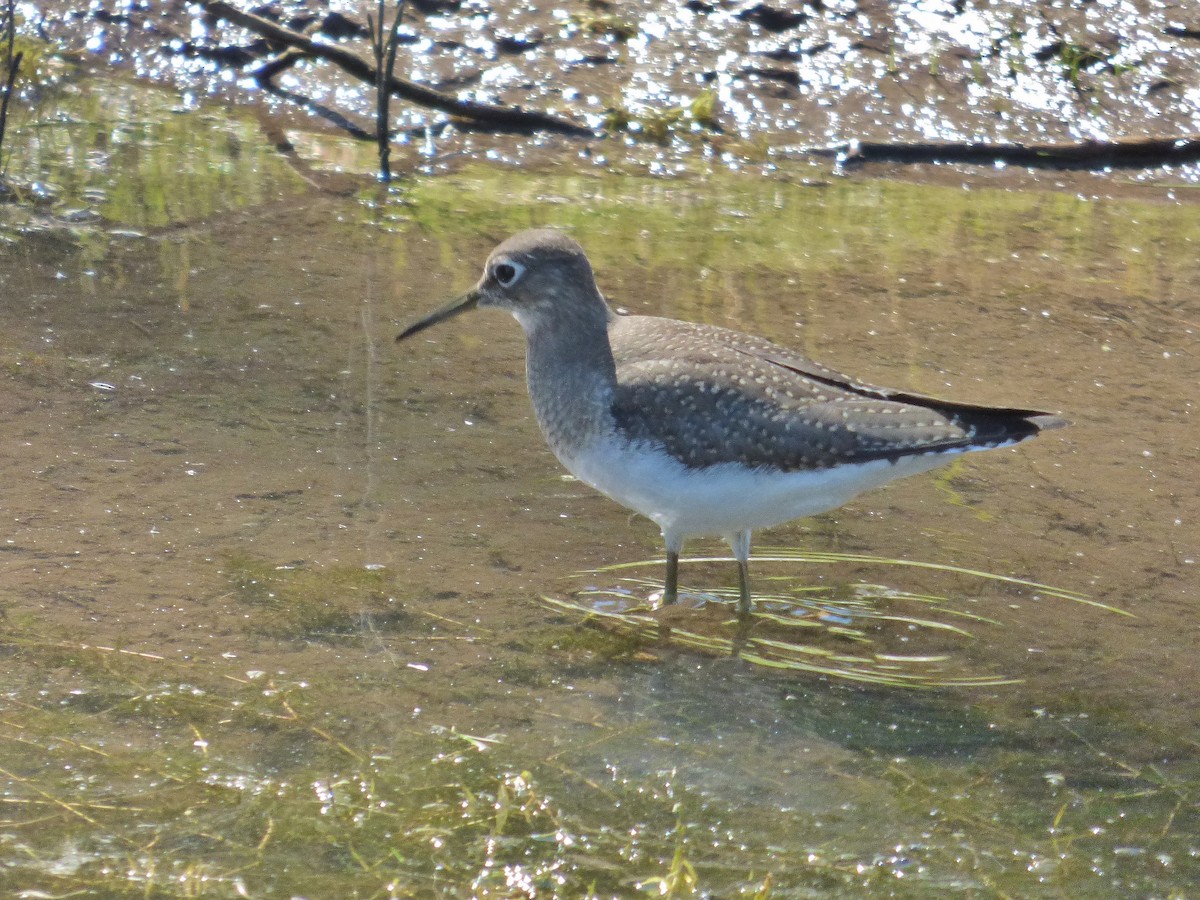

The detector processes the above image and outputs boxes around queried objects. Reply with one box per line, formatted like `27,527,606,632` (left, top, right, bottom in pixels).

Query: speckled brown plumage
609,314,1057,472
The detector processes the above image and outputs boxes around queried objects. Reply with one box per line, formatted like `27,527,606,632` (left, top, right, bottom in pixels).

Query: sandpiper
397,229,1065,617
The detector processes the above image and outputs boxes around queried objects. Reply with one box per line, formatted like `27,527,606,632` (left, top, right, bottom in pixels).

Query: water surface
1,79,1198,896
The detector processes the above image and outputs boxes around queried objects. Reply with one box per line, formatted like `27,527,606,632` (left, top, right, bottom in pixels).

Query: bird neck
522,300,618,456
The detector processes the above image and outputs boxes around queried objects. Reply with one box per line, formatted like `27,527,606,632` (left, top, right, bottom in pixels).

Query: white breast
558,435,965,540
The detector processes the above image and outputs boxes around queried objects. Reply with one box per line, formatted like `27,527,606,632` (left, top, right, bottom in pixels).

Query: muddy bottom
0,77,1198,896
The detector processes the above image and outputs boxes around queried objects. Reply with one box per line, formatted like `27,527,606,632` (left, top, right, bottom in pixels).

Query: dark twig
806,136,1200,169
367,0,406,182
0,0,20,169
201,0,592,137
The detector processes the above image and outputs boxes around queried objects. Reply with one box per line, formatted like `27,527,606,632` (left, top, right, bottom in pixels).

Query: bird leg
736,558,752,618
728,530,753,618
663,549,679,605
661,532,685,605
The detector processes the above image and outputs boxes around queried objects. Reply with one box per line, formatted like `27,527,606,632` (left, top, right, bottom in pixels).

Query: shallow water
1,79,1198,896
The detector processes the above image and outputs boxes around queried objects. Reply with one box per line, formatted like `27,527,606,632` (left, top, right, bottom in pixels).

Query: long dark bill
395,288,481,342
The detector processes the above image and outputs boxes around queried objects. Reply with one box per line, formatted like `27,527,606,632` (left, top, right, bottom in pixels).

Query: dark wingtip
951,408,1068,450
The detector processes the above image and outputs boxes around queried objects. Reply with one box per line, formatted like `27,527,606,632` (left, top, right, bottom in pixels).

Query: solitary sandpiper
397,229,1065,617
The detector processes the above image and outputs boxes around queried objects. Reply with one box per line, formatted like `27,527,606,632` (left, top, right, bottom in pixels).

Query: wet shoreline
13,0,1200,193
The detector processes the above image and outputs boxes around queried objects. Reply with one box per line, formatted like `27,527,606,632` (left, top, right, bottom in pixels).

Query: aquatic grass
541,546,1123,687
746,546,1126,613
0,620,1194,894
0,627,878,896
875,721,1200,894
540,589,1019,688
603,90,723,146
570,12,639,42
575,575,1002,637
222,552,410,640
550,610,1020,688
1055,41,1109,93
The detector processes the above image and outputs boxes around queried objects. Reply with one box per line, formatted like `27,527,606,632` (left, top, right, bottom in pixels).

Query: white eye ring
492,260,525,287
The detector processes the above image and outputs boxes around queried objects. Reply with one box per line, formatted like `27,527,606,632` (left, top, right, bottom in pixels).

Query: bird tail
953,408,1068,449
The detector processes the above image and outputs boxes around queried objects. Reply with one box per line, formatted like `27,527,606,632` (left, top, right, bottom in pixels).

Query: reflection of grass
542,548,1126,687
931,458,995,520
403,166,1200,319
2,77,306,233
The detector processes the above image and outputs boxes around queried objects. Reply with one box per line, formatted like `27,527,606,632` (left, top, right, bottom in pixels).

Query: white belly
561,438,963,540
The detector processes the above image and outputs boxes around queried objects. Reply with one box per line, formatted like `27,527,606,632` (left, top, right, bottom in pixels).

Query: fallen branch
201,0,593,137
805,136,1200,169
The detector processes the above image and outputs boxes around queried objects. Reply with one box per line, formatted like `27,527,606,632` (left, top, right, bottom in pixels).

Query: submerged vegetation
2,616,1197,896
223,553,409,640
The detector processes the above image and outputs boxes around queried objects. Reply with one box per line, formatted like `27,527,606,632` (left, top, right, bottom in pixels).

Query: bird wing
608,315,1059,471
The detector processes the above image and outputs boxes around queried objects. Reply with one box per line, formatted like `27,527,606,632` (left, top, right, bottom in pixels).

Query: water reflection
2,82,305,235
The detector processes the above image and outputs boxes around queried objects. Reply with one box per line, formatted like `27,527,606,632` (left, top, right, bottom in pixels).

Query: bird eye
492,261,524,287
